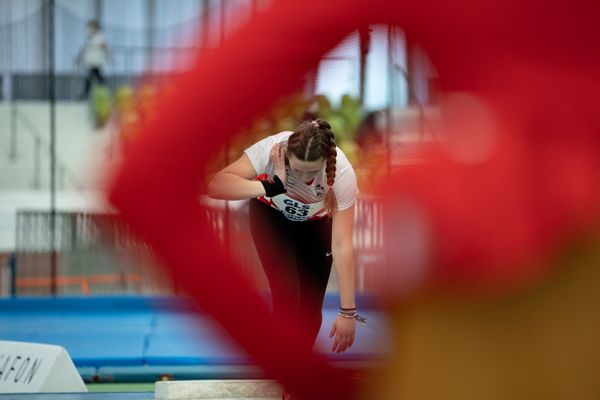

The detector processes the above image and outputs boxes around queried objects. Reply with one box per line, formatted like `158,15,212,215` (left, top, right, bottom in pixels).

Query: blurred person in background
76,20,112,100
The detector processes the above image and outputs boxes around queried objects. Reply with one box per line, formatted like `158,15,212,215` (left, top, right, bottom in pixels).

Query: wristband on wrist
337,311,367,325
259,175,286,197
338,311,356,319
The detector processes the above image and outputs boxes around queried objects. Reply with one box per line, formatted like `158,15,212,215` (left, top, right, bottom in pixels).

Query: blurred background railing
6,196,384,297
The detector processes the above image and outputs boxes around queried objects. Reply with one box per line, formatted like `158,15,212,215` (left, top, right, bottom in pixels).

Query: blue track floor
0,295,390,382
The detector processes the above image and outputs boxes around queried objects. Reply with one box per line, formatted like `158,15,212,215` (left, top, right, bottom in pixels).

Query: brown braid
317,120,338,213
287,118,338,213
318,121,337,187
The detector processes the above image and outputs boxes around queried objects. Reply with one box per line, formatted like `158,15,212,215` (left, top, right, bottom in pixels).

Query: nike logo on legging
326,251,332,257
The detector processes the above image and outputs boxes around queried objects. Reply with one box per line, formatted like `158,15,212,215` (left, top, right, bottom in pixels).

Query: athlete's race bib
270,194,327,222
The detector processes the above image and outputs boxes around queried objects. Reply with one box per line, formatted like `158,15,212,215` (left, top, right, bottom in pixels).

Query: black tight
81,67,106,99
249,199,332,346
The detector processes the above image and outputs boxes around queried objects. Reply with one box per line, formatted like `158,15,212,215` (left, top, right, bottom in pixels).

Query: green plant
91,85,113,127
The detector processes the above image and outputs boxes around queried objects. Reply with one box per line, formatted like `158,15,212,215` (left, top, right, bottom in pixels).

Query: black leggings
82,67,106,98
249,199,332,346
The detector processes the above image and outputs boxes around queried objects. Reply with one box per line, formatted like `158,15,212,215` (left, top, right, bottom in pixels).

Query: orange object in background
15,273,143,296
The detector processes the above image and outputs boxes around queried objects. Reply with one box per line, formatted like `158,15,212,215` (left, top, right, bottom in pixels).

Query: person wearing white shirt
208,119,360,361
76,20,111,99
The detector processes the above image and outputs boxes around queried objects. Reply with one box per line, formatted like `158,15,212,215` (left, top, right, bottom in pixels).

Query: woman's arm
207,153,266,200
331,204,356,308
328,204,357,353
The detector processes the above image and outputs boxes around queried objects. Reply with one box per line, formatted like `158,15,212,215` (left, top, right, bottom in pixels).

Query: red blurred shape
108,0,600,398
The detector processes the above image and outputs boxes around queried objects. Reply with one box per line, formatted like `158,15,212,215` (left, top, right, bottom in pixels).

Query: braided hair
287,118,338,213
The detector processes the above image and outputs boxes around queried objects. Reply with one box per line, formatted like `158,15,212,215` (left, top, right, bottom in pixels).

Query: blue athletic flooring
0,295,390,382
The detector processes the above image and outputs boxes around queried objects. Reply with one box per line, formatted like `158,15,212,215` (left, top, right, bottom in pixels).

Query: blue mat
0,295,389,381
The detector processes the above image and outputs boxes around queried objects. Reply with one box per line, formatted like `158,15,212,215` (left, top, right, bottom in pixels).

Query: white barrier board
155,380,281,399
0,340,87,393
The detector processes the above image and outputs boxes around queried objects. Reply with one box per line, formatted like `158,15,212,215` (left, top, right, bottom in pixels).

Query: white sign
0,341,87,393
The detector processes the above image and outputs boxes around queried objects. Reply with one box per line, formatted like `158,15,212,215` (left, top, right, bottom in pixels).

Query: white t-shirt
83,32,108,68
244,131,359,220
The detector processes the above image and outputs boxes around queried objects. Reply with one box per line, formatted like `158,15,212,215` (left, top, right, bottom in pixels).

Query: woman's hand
270,143,287,186
329,315,356,353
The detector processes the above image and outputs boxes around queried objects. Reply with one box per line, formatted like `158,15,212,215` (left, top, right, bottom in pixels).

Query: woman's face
288,155,325,183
